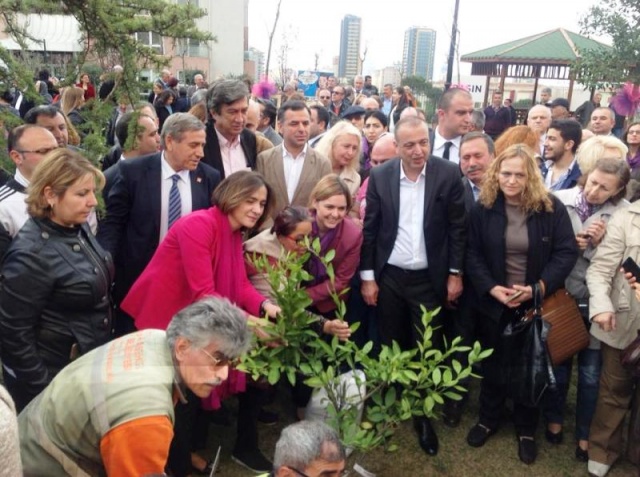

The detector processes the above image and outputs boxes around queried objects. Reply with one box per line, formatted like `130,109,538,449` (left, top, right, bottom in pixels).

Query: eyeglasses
16,146,58,155
628,130,640,135
199,348,240,368
288,467,349,477
285,234,308,246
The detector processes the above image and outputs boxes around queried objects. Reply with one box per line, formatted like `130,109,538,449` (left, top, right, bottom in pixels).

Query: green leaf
432,368,442,386
267,366,280,385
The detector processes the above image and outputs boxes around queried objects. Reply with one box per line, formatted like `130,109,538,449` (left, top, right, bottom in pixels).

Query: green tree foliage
0,0,213,166
576,0,640,89
241,240,491,455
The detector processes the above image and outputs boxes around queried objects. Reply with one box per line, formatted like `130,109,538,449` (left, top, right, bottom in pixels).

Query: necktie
168,174,181,228
442,141,453,160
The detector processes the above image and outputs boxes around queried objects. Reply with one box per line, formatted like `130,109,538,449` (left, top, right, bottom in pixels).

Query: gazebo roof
461,28,611,65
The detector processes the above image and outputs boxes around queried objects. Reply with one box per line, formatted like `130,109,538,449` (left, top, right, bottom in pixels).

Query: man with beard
542,119,583,191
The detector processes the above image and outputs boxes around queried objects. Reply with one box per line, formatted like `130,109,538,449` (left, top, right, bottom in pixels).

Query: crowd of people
0,67,639,477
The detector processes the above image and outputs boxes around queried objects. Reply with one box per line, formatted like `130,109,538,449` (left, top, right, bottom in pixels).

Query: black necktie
442,141,453,160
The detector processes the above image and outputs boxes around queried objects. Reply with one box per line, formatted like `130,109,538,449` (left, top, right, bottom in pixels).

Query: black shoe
467,423,496,448
231,448,272,473
414,417,439,456
517,436,537,465
544,428,563,445
575,446,589,462
257,408,279,426
443,400,465,428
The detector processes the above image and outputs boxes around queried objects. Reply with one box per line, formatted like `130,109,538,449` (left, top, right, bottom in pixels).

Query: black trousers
376,265,442,350
476,308,539,436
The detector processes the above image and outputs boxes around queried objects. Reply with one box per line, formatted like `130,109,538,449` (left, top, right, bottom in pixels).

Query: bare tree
264,0,283,79
359,44,368,75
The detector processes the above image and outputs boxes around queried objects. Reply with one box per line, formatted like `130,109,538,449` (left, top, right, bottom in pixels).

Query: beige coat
587,200,640,349
0,385,22,476
257,144,332,222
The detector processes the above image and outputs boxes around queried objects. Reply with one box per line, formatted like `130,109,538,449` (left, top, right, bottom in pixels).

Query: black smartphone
622,257,640,280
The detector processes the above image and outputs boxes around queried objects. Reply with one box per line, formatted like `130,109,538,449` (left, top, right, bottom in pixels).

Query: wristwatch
449,269,463,277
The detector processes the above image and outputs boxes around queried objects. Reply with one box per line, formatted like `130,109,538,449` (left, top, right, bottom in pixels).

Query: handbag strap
533,282,543,314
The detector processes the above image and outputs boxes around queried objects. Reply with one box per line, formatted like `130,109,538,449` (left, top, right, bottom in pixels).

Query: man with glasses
258,421,346,477
329,85,349,117
19,297,253,477
0,125,63,256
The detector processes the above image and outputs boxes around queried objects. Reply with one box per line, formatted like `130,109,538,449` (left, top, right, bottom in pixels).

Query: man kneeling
19,297,251,477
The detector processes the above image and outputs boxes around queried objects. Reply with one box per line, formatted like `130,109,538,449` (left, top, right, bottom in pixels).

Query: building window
135,32,163,54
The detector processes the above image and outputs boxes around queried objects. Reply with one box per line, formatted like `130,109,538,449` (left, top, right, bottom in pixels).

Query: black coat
465,193,578,321
0,218,114,402
203,120,258,179
360,156,467,301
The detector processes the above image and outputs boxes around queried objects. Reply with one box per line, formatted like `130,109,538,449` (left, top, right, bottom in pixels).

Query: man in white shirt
527,104,552,157
257,101,331,223
431,88,474,164
360,117,466,457
0,125,59,255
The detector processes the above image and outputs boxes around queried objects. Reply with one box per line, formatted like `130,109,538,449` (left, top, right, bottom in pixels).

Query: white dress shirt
283,144,307,203
159,153,192,242
215,128,249,177
432,128,462,164
361,164,428,281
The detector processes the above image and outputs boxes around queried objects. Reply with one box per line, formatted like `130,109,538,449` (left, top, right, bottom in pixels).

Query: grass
205,377,638,477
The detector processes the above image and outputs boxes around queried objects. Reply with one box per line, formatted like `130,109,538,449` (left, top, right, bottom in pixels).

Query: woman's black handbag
502,283,556,407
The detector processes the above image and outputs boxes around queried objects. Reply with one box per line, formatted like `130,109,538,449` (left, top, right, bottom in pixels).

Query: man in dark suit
360,116,466,456
459,132,494,212
98,113,220,336
202,80,259,179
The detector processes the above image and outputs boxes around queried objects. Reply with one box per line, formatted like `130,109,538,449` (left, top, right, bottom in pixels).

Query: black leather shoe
544,428,563,445
414,417,439,456
517,436,537,465
575,446,589,462
443,400,465,428
466,423,496,448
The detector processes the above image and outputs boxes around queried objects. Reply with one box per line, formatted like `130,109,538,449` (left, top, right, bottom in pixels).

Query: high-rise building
244,47,265,81
402,27,436,81
338,14,361,79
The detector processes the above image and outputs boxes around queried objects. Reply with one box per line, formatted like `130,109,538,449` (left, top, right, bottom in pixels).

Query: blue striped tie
168,174,181,228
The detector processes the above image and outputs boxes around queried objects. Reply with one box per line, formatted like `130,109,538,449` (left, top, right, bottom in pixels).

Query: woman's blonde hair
212,170,274,231
63,113,81,146
314,121,362,172
479,144,553,213
576,135,628,176
60,86,85,115
26,149,105,219
308,174,353,211
494,125,539,157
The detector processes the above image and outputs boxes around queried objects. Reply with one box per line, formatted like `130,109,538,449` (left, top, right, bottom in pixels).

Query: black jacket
0,218,114,402
203,120,258,179
465,193,578,321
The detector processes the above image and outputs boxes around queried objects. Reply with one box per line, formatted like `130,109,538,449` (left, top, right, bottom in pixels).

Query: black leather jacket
0,217,114,402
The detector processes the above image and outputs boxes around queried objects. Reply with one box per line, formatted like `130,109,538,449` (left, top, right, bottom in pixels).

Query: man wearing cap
342,105,366,131
550,98,571,120
18,297,252,477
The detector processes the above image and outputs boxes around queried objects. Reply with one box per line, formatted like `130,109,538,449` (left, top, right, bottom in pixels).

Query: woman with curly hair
464,144,578,465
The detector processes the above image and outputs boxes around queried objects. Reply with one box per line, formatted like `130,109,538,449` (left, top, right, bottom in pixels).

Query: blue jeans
543,347,602,441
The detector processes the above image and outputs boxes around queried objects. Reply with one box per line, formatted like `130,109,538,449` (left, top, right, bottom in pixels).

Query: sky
247,0,605,81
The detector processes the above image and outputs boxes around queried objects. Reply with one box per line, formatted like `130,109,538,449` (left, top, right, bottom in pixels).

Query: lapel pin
196,177,202,183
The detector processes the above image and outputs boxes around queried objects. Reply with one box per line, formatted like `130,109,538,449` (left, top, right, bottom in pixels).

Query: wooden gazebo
460,28,611,105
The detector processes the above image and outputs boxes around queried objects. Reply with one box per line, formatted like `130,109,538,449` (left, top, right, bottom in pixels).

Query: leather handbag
621,330,640,377
525,286,589,366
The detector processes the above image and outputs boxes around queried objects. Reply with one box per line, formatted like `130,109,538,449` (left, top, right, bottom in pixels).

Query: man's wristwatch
449,269,463,277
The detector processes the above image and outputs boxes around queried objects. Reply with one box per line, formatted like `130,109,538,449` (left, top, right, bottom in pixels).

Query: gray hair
160,112,205,148
471,109,485,130
166,297,252,358
191,89,208,106
542,87,552,95
206,79,249,114
273,421,346,471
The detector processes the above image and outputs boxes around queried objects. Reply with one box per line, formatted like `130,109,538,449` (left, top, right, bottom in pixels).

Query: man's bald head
360,97,379,110
370,133,397,167
245,100,261,132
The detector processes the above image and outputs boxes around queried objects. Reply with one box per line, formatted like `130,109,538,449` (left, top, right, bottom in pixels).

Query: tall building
244,47,265,81
338,15,361,79
373,66,402,89
402,27,436,81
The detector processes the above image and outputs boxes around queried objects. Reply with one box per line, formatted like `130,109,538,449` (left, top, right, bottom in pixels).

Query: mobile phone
622,257,640,280
505,290,524,303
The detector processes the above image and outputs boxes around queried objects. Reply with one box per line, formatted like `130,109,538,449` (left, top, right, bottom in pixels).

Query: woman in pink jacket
122,170,279,474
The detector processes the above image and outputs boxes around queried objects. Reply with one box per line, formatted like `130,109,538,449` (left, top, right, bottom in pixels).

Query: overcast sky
247,0,605,80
